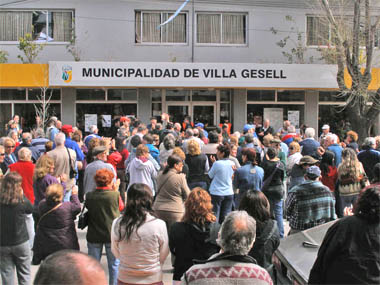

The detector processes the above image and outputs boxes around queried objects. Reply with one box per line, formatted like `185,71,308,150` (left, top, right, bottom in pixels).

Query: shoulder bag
78,203,88,230
37,203,62,229
66,147,77,179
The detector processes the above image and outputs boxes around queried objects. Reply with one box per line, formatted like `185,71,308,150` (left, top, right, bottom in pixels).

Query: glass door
193,103,216,127
167,104,190,124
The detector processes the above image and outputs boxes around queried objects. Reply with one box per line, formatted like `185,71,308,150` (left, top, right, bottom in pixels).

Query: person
111,183,169,285
326,134,343,166
182,211,273,285
299,127,320,156
169,188,220,283
33,249,108,285
143,133,160,164
84,145,116,196
261,147,285,238
85,168,122,285
319,124,331,143
126,144,157,194
62,124,85,163
14,132,40,163
286,166,336,234
3,137,17,168
182,129,204,154
239,191,280,278
31,128,49,156
159,134,175,167
229,144,241,168
32,184,81,265
84,125,101,149
357,137,380,181
46,116,60,142
233,148,264,208
185,140,209,190
288,155,319,190
344,130,359,152
335,147,368,217
153,154,190,233
0,172,33,285
286,141,302,175
208,143,235,224
202,131,219,167
0,145,6,179
319,150,338,192
309,186,380,284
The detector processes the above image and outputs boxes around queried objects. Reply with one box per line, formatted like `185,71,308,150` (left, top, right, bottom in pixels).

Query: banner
49,61,339,88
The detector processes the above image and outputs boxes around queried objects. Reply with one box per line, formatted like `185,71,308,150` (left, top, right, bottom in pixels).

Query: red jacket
321,166,338,192
9,161,36,204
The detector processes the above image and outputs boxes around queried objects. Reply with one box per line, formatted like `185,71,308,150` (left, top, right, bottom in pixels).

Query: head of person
56,120,62,129
166,122,174,130
304,165,321,181
182,187,216,226
289,141,301,155
94,168,114,188
230,144,238,158
54,132,66,147
61,125,73,137
92,145,108,162
208,131,219,144
239,191,270,227
217,211,256,255
45,184,64,206
263,119,270,128
174,122,182,132
8,130,18,142
34,249,107,285
13,115,19,123
0,172,23,205
270,138,281,150
163,154,183,174
216,143,230,159
304,127,315,139
3,138,15,154
89,125,98,134
193,128,200,138
18,147,32,162
241,147,257,165
130,135,142,149
298,155,318,170
287,125,296,134
320,150,335,174
245,133,254,144
266,147,278,160
188,140,201,156
21,132,32,144
142,134,153,145
185,128,194,138
172,147,186,161
338,147,361,179
322,124,330,134
34,155,55,181
163,134,176,151
45,141,54,153
137,124,148,135
35,128,45,138
150,117,157,125
371,163,380,183
47,116,58,127
152,134,160,146
0,145,4,164
354,186,380,224
345,130,358,143
116,183,154,241
136,144,149,158
262,134,273,147
363,137,376,149
115,136,126,153
229,135,238,146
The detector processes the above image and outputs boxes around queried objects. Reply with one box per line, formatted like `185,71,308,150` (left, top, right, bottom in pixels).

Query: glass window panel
33,11,48,41
108,89,137,101
197,14,221,43
14,103,61,131
220,103,230,124
277,90,305,102
0,103,12,136
306,16,329,46
247,104,304,130
51,11,73,42
0,89,26,100
76,89,105,100
318,105,349,138
152,103,162,119
161,13,186,43
192,89,216,101
319,91,345,102
28,88,61,100
166,89,190,101
152,89,162,102
247,90,275,101
76,103,137,136
222,14,246,44
220,90,231,102
167,105,189,124
0,11,33,41
193,105,214,126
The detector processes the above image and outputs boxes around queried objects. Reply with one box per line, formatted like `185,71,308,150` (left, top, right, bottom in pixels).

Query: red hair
94,168,114,187
182,188,216,225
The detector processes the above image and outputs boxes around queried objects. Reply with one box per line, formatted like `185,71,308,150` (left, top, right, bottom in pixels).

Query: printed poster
264,108,283,133
288,110,300,129
85,114,97,132
102,115,111,128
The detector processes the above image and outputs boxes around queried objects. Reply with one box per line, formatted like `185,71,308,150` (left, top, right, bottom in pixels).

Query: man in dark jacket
357,137,380,181
14,132,40,163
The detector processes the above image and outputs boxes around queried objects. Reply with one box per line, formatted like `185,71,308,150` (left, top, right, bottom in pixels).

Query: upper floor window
135,11,187,44
196,12,246,45
0,10,73,42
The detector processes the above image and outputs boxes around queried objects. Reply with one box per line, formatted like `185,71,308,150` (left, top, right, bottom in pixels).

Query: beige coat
153,169,190,213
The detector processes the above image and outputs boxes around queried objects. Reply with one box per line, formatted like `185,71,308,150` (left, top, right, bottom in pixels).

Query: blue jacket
357,148,380,181
146,143,160,164
65,138,85,162
327,144,343,167
300,138,320,156
233,163,264,193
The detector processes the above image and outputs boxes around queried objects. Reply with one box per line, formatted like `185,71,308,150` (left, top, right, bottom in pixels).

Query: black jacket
169,221,220,281
309,215,380,284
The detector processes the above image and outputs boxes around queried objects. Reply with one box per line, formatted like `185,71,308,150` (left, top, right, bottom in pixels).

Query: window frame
195,11,248,46
135,10,188,45
0,9,74,44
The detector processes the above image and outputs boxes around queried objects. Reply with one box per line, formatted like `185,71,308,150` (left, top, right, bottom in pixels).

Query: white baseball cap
322,124,330,130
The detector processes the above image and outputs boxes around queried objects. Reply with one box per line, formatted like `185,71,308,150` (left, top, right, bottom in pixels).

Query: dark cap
92,146,107,157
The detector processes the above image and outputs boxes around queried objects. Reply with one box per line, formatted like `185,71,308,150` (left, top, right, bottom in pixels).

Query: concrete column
232,89,247,132
138,88,151,125
61,87,76,126
305,90,319,138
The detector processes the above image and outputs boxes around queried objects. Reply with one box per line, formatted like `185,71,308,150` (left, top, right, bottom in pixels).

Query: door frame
192,102,217,126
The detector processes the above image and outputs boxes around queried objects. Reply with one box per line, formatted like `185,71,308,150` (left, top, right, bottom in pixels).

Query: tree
33,87,55,130
0,50,8,63
318,0,380,141
17,33,45,63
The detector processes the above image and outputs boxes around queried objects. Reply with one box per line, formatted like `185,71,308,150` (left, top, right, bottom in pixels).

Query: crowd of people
0,114,379,285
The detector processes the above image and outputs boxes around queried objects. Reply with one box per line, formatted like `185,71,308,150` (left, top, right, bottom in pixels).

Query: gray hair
174,123,182,131
217,211,256,255
305,127,315,138
163,134,176,150
54,132,66,146
8,130,18,138
327,134,338,144
18,147,32,161
287,125,296,133
193,128,199,136
186,128,194,137
89,125,98,133
35,128,45,138
364,137,376,146
21,132,32,143
47,116,58,127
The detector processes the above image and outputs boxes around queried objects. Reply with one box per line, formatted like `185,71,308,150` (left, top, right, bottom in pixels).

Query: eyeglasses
289,147,294,150
5,145,14,148
0,153,5,156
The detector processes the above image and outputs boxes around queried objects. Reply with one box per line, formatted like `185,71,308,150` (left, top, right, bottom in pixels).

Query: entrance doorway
166,103,216,126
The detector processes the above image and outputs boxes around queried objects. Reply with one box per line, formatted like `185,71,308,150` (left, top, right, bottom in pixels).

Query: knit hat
306,165,321,179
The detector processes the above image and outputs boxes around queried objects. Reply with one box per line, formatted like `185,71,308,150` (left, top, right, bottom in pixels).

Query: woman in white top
111,183,169,285
287,141,303,175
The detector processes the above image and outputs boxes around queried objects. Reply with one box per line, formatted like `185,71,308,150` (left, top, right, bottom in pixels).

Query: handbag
262,162,283,200
78,204,88,230
66,147,77,179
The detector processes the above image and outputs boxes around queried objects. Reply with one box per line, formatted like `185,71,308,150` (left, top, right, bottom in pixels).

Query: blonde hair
18,147,32,161
338,148,362,180
173,147,186,160
263,134,273,147
187,140,201,156
46,184,64,205
289,141,301,153
34,155,54,181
